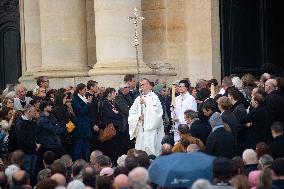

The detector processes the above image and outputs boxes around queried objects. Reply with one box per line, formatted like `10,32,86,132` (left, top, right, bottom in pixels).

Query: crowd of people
0,64,283,189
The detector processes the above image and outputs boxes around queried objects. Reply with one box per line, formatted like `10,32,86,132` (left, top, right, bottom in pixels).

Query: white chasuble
128,91,165,156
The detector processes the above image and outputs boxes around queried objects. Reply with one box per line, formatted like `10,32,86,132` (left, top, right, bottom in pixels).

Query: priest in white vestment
128,78,165,156
172,80,197,142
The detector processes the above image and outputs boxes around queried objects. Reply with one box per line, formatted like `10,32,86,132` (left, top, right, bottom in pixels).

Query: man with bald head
128,167,150,189
113,174,129,189
128,78,165,156
265,79,284,124
12,170,31,188
50,173,66,186
160,144,172,156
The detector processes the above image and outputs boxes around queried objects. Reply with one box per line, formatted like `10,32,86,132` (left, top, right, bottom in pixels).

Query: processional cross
128,7,144,84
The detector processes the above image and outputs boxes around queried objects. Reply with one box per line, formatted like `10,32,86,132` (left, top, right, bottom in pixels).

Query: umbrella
148,152,215,188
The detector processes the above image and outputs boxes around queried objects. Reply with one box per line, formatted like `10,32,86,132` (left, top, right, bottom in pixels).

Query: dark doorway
220,0,284,77
0,0,21,90
271,1,284,72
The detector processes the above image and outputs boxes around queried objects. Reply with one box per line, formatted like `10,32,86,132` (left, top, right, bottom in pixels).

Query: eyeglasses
179,85,186,88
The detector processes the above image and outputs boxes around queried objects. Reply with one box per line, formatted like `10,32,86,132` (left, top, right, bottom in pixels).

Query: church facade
17,0,221,89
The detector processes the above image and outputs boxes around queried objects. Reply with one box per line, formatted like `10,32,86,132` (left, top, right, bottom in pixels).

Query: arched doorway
0,0,21,90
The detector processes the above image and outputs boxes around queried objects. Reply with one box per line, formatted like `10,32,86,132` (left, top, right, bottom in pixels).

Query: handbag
66,120,75,133
99,123,116,142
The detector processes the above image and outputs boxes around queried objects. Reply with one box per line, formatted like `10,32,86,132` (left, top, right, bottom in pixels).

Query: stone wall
19,0,221,90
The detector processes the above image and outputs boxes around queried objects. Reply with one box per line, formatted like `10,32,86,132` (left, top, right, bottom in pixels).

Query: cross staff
128,7,144,85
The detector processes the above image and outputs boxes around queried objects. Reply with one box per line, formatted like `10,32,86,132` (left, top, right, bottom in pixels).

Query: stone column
88,0,152,76
36,0,89,78
142,0,182,76
183,0,221,83
19,0,42,79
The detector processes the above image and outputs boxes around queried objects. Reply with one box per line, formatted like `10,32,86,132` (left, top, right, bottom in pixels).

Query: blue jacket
38,113,65,149
72,95,92,138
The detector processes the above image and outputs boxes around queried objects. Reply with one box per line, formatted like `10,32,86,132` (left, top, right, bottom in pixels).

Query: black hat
39,101,52,111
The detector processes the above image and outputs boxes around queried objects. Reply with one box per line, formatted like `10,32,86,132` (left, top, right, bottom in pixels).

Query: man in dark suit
217,96,239,140
240,93,270,148
15,104,40,182
115,82,134,153
206,112,235,158
270,121,284,159
265,79,284,124
124,74,139,103
197,88,219,121
86,80,101,152
184,109,211,144
222,76,250,108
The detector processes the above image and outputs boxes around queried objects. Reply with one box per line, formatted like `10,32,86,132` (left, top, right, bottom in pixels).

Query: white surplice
128,91,165,156
172,91,197,142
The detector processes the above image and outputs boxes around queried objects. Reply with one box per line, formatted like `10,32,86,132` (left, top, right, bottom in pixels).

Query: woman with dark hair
101,87,122,165
0,108,14,160
255,142,271,159
8,110,22,154
71,83,92,161
2,98,14,109
53,89,73,154
30,97,41,120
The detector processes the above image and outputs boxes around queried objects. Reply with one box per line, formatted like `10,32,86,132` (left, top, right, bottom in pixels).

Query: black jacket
115,91,133,132
101,100,123,131
53,105,72,125
221,110,239,140
8,123,18,153
206,127,235,158
269,135,284,159
86,92,100,126
231,101,247,123
190,119,211,144
224,87,250,108
38,113,65,149
265,90,284,124
15,117,39,154
271,179,284,189
245,164,258,176
198,98,219,121
240,105,270,147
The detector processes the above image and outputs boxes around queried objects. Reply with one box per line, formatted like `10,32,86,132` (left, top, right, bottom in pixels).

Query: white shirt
172,91,197,142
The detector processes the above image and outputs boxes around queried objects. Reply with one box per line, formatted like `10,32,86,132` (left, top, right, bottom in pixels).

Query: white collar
78,94,88,104
180,91,189,99
21,115,30,121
